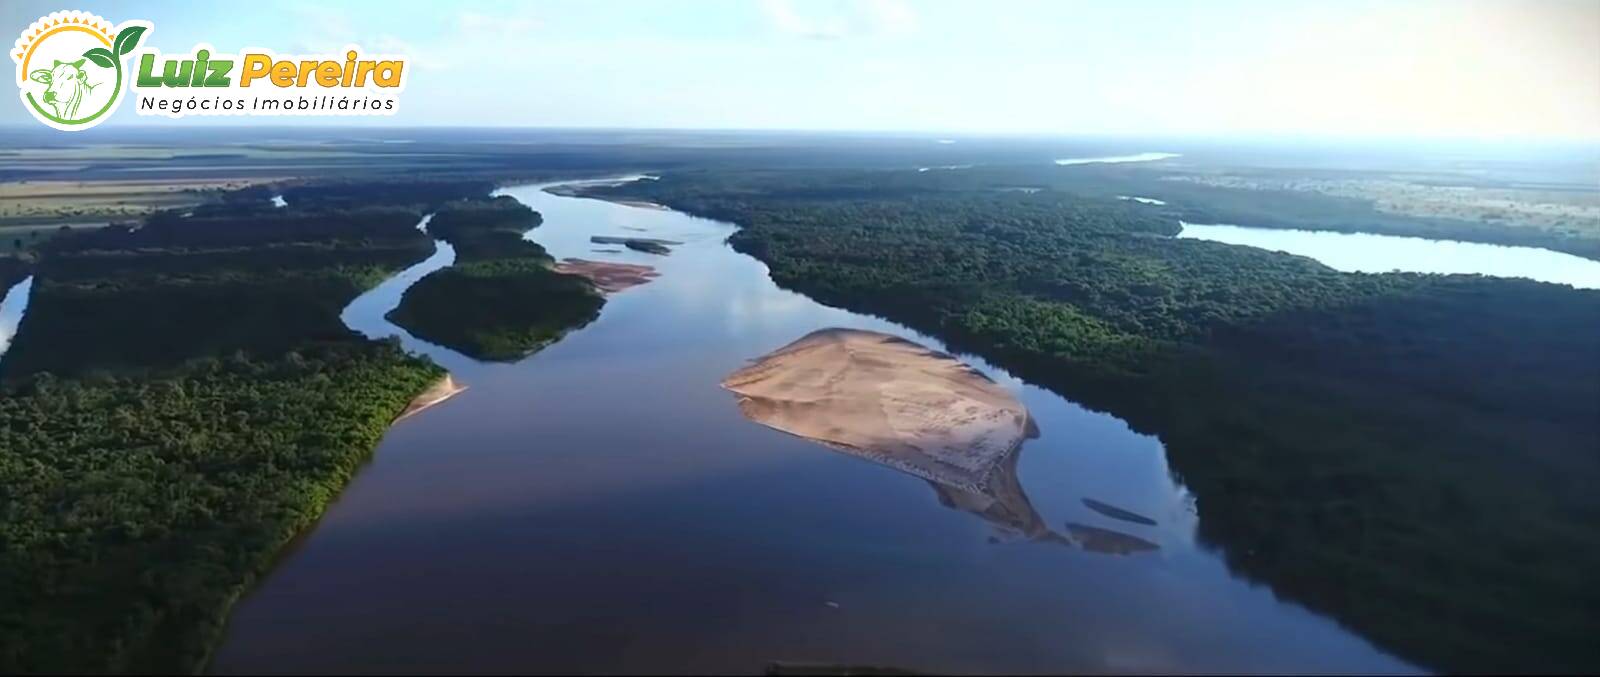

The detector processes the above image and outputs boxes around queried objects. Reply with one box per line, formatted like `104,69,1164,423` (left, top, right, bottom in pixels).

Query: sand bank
1065,522,1160,555
722,328,1032,491
394,374,468,423
554,258,659,294
540,184,667,210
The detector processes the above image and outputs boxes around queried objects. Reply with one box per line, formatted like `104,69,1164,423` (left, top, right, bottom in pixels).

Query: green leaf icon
113,25,146,57
82,47,116,69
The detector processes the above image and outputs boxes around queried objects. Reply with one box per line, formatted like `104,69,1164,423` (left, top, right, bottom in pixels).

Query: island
553,258,659,293
723,329,1069,541
387,197,605,361
723,329,1034,478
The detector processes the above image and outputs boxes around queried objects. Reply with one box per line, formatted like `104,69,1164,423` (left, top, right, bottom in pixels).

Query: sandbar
554,258,659,294
721,328,1032,490
395,374,467,422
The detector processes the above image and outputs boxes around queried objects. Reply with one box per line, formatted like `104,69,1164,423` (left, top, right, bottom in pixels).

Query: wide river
210,182,1415,673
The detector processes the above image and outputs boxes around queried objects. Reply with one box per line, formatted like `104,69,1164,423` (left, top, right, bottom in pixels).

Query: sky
5,0,1598,140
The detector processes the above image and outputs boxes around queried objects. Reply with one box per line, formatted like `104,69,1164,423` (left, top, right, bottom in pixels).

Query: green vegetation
0,344,439,673
596,170,1600,673
0,180,499,673
388,197,604,361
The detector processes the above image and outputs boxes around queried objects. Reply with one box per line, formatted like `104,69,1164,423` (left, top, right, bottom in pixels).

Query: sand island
554,258,659,293
722,329,1034,486
722,328,1162,554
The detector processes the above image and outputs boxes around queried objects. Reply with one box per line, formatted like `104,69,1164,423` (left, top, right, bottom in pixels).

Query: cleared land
0,179,287,227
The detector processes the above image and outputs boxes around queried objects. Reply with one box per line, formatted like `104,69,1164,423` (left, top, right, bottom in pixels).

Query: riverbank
395,374,468,422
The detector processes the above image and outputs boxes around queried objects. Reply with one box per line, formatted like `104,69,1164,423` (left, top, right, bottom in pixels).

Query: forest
594,170,1600,673
387,197,605,360
0,180,503,672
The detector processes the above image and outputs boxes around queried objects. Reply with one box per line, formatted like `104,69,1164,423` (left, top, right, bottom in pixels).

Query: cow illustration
29,59,97,120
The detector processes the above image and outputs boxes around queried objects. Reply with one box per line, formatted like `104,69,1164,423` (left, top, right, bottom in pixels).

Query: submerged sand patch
1065,522,1160,555
554,258,659,294
722,328,1033,493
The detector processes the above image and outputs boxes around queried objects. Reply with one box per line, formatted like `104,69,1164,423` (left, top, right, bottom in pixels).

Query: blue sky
6,0,1597,139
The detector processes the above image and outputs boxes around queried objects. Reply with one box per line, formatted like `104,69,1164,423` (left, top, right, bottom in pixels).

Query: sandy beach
394,375,468,422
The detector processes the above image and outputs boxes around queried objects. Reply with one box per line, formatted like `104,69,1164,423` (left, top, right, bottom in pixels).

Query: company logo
12,11,147,131
13,10,408,131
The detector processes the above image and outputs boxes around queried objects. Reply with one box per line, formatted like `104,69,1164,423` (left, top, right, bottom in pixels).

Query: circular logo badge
12,10,149,131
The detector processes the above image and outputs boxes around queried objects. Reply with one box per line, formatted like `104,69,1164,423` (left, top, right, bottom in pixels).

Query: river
209,181,1414,673
1179,222,1600,289
0,275,32,359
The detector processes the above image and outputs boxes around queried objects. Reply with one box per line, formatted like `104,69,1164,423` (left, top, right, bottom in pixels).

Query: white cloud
863,0,917,35
762,0,917,40
458,11,542,37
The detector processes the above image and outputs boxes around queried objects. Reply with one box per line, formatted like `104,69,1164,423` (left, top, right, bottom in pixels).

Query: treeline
596,170,1600,672
388,197,603,361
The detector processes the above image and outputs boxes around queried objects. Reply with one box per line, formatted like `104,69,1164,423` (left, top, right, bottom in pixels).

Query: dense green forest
596,170,1600,672
3,180,494,380
388,197,605,360
0,180,501,672
0,345,439,673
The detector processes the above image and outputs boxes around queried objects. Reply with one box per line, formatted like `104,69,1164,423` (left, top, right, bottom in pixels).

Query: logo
12,10,148,131
12,10,408,131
